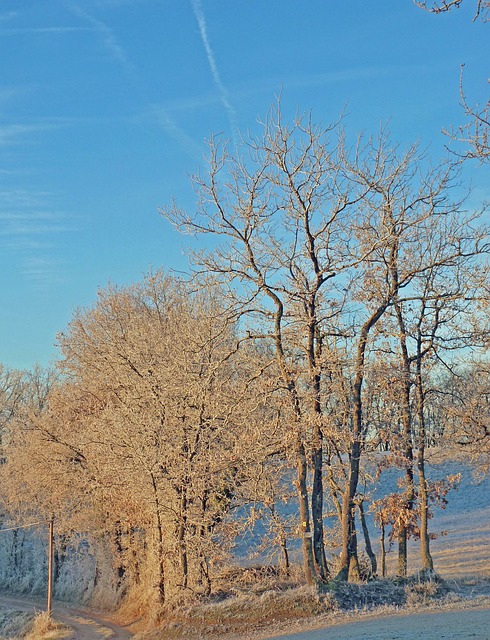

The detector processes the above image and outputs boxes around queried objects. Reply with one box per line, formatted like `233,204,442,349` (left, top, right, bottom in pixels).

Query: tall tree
163,104,383,584
163,106,480,582
328,137,484,578
366,168,488,574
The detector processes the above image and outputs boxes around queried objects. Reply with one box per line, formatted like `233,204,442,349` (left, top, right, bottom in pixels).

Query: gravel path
269,607,490,640
0,594,133,639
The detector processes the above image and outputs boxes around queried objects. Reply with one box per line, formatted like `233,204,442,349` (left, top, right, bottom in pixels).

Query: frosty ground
0,455,488,640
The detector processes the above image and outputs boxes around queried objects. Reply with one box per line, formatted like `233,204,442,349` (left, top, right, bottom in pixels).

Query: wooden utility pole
47,516,54,616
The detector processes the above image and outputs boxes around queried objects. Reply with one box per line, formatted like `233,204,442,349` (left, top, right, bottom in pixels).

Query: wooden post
380,525,386,578
47,516,54,616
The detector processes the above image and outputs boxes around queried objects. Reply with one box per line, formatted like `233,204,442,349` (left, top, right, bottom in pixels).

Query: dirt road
269,607,490,640
0,594,133,639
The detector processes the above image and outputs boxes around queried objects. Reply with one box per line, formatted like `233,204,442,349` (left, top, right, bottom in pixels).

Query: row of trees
0,106,488,612
163,106,488,583
1,279,278,606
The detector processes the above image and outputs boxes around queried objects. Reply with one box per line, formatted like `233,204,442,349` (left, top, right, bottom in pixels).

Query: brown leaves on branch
371,473,460,543
371,493,420,544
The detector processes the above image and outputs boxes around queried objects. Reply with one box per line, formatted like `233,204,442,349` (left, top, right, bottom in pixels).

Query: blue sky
1,0,488,370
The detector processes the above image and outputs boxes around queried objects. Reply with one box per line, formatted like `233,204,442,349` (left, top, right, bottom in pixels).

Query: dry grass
327,579,406,610
131,569,490,640
134,585,336,639
24,612,70,640
404,577,448,607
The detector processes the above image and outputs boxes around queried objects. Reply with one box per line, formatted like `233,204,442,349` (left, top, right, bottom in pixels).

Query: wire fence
0,521,46,533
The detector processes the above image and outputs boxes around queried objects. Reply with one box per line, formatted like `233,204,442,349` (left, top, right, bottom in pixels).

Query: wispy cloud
0,189,73,288
151,107,204,161
0,11,18,23
229,66,396,107
0,189,53,207
69,3,133,70
21,256,64,288
0,87,28,108
0,27,92,35
0,215,72,237
0,209,73,239
154,92,222,114
190,0,238,143
284,66,401,90
93,0,147,6
0,123,59,146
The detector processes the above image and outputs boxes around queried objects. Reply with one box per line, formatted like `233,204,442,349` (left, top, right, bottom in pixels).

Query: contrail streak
69,3,133,71
190,0,238,144
153,107,204,160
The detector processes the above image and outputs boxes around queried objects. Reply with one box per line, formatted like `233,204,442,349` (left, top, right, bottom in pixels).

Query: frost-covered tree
1,273,273,611
163,103,489,583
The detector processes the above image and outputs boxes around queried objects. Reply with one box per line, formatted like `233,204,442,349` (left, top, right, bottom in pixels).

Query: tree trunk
150,473,166,606
418,453,433,570
155,520,166,606
177,486,189,589
295,434,317,585
380,526,386,577
397,453,415,577
198,493,212,595
394,297,415,579
114,522,127,593
359,500,377,576
337,439,361,580
397,528,408,578
337,305,388,580
308,309,328,582
280,534,290,575
271,293,320,585
416,353,434,571
312,424,328,581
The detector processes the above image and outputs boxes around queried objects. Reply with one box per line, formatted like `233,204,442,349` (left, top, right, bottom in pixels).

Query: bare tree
414,1,489,162
163,103,486,583
330,135,483,578
442,361,490,475
443,67,490,162
164,105,357,585
365,174,488,575
164,103,398,584
414,0,489,21
0,365,27,443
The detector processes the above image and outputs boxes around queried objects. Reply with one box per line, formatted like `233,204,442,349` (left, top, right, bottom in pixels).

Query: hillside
0,456,488,639
367,456,490,579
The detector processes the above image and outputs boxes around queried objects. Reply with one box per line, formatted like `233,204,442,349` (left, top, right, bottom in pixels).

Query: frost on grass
24,611,70,640
0,609,69,640
0,608,32,639
184,586,334,624
0,609,70,640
